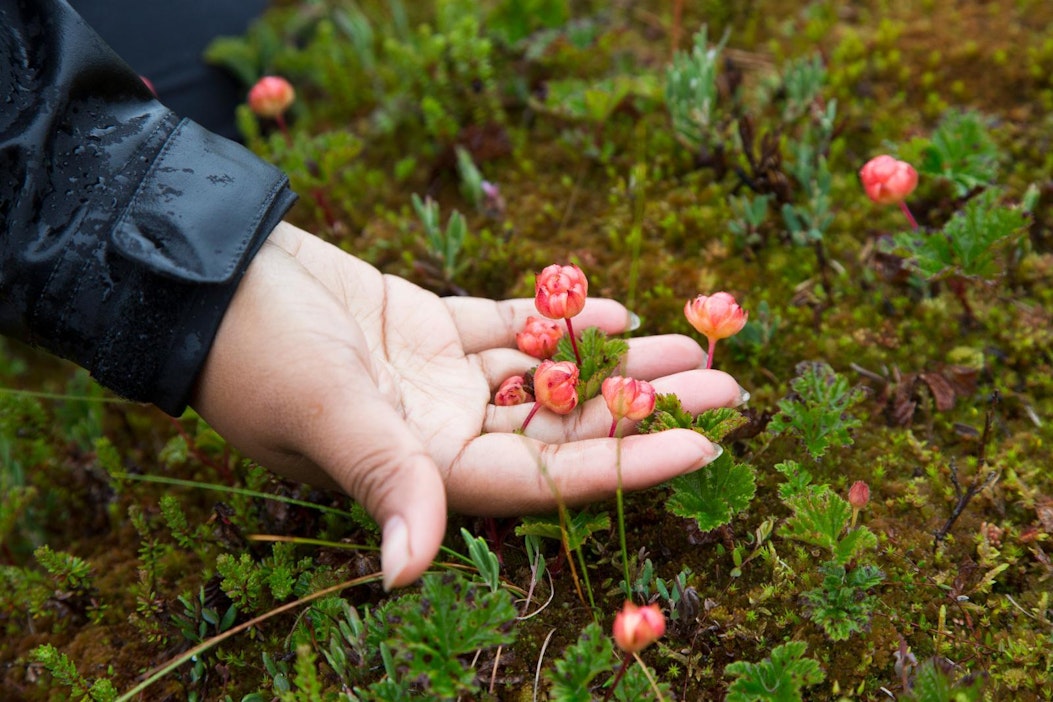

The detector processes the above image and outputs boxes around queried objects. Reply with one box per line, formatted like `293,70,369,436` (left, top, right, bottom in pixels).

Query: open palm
193,222,741,588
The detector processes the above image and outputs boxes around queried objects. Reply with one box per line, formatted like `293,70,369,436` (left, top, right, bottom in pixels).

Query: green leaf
516,510,611,551
832,526,878,565
537,75,655,124
767,362,864,459
460,527,501,592
692,407,749,442
665,26,729,152
638,397,747,443
546,622,615,701
894,189,1028,280
780,490,877,565
665,453,756,532
779,490,847,554
774,460,814,500
553,327,628,403
369,572,516,697
802,562,883,641
637,393,695,433
725,641,825,702
916,109,999,197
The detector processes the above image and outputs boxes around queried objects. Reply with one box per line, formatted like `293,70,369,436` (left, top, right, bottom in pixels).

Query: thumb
305,385,447,590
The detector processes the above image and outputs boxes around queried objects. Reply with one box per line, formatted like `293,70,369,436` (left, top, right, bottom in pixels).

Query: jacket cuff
38,119,297,416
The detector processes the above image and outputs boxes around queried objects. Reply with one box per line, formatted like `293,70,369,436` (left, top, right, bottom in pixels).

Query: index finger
443,428,721,515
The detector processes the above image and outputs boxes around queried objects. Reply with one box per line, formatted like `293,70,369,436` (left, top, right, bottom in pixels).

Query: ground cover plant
3,0,1053,699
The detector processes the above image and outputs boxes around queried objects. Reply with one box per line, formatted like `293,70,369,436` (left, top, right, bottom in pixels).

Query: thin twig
933,393,1001,552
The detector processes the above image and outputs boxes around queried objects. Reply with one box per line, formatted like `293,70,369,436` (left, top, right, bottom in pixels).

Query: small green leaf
516,510,611,551
554,327,628,403
461,527,501,592
546,622,616,701
725,641,825,702
768,362,864,459
665,453,756,532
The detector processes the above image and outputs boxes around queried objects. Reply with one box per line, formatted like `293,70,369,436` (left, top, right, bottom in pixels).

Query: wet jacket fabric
0,0,297,415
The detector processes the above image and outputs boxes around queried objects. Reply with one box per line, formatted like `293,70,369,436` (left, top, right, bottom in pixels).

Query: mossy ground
2,1,1052,700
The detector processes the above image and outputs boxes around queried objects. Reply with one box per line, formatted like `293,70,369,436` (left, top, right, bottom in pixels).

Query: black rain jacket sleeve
0,0,297,415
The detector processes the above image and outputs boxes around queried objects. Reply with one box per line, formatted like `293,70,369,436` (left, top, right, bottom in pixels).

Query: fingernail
738,385,751,405
680,441,722,475
381,515,409,591
627,311,641,332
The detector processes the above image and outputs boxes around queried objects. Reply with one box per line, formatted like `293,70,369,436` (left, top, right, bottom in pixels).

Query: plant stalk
602,652,634,702
900,200,918,230
565,317,582,366
521,402,542,432
614,438,631,597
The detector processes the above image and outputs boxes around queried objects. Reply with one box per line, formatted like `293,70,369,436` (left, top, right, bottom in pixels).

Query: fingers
446,297,634,354
444,429,720,515
617,334,706,377
483,369,743,442
473,334,708,390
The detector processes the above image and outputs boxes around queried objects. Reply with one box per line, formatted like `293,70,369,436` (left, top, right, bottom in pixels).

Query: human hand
192,222,744,588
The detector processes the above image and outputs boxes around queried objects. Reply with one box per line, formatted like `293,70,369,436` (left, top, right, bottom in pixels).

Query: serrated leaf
516,510,611,551
692,407,749,442
725,641,825,702
768,362,864,459
779,490,848,553
666,453,756,532
637,393,695,433
377,572,516,697
895,189,1027,281
774,460,815,500
832,527,877,565
637,398,747,443
917,109,999,197
802,562,883,641
546,622,615,701
781,491,876,565
554,327,628,403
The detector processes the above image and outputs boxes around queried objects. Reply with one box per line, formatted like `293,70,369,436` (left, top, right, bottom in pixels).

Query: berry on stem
612,601,666,653
248,75,295,142
859,155,919,229
684,292,747,369
521,360,579,432
601,376,657,437
534,264,588,365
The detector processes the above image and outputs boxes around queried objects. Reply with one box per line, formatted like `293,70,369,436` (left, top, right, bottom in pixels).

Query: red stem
608,419,618,438
899,200,918,230
602,652,634,702
565,317,582,366
276,113,291,146
706,337,717,370
520,402,541,433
